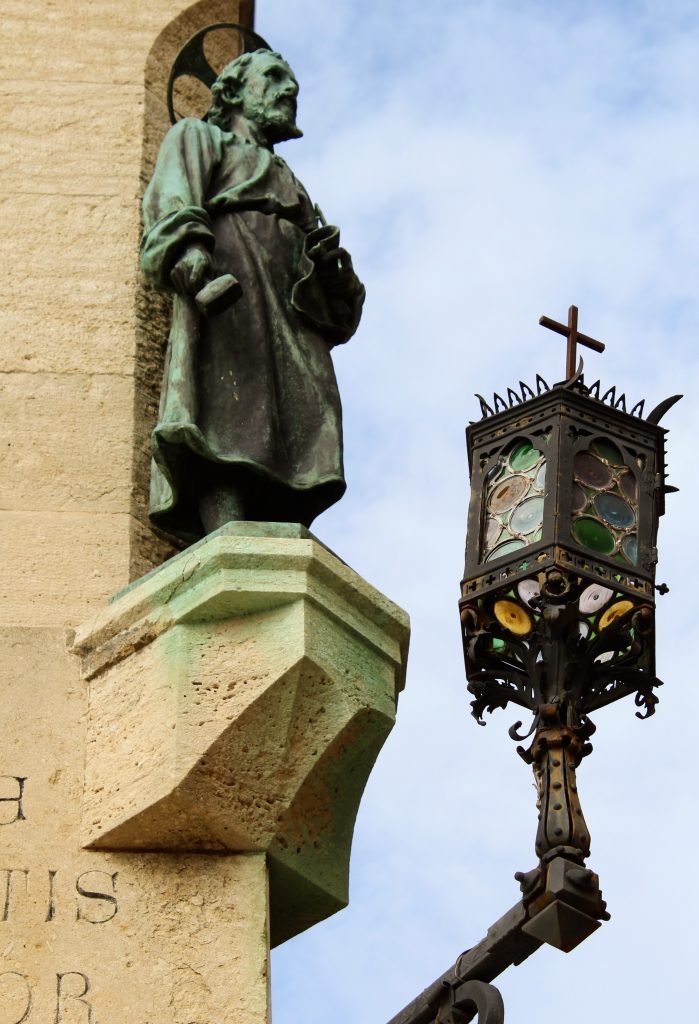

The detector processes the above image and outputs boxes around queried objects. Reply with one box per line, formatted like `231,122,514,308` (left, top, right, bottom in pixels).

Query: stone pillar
0,4,410,1021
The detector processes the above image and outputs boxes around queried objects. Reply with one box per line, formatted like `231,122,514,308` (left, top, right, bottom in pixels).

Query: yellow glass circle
494,599,533,636
599,600,634,630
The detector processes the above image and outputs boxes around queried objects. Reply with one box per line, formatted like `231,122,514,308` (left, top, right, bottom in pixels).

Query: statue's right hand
170,245,212,296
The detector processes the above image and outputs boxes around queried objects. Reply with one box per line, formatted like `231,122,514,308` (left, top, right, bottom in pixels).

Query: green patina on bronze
142,50,365,541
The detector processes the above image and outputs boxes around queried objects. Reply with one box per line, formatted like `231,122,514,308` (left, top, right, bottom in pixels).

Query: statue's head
208,49,302,144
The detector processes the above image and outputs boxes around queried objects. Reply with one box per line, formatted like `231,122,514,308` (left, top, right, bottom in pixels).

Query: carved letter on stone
0,972,33,1024
0,778,26,824
1,869,28,921
46,869,58,922
55,973,93,1024
76,872,118,924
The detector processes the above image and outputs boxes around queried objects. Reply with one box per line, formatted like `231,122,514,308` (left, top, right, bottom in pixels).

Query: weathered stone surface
0,513,177,628
0,626,270,1024
72,524,410,944
0,0,255,602
0,372,133,511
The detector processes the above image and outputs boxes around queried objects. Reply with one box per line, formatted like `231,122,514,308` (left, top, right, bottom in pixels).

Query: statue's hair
208,49,287,129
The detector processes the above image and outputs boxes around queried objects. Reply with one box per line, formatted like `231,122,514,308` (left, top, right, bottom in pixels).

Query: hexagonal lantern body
460,383,674,727
463,386,668,599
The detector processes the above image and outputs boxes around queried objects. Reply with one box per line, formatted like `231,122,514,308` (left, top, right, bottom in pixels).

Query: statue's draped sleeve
292,224,366,347
141,118,222,291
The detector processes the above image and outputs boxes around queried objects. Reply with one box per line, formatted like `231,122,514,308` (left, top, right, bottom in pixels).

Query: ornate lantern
459,307,679,895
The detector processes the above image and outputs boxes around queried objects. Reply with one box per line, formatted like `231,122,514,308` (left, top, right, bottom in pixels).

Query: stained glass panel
571,436,639,565
481,440,547,562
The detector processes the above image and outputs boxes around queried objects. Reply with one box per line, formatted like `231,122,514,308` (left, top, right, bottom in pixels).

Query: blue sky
246,2,699,1021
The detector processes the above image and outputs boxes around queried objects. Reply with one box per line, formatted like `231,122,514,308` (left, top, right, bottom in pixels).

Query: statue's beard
249,99,303,143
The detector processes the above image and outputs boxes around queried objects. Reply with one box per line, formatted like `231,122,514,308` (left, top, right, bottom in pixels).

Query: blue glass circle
594,493,635,529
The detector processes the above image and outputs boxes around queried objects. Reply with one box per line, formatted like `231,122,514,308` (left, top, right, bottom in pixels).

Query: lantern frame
462,383,669,605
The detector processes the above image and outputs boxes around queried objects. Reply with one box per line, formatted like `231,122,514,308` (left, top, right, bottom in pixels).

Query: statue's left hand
307,228,361,298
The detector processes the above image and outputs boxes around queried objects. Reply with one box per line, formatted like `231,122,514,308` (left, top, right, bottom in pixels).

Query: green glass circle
535,462,546,490
485,538,525,562
591,438,625,466
509,442,541,472
572,516,615,554
594,492,635,529
510,496,544,535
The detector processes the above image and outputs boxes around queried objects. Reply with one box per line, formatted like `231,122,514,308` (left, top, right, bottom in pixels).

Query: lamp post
459,306,679,948
385,308,679,1023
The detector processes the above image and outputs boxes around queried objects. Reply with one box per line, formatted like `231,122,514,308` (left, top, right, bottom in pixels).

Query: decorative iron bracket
384,856,608,1024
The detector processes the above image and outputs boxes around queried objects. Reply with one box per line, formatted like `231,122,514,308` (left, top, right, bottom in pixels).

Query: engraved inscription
0,869,119,924
0,972,33,1024
0,777,26,825
55,973,93,1024
76,871,118,924
0,973,96,1024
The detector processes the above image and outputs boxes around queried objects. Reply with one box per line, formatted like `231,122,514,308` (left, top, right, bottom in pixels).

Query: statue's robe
141,117,364,541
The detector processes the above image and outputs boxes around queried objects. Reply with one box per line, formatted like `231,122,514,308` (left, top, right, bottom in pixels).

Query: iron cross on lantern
539,304,606,379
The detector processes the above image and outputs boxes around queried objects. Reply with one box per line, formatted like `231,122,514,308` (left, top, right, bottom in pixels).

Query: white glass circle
579,583,614,615
517,579,540,606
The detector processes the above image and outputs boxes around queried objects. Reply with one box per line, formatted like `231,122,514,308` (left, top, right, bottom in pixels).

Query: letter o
0,972,33,1024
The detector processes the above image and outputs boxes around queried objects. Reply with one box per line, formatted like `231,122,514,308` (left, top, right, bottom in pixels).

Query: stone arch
130,0,255,578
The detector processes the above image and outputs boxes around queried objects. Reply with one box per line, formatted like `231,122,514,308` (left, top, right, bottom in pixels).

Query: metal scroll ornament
441,981,504,1024
460,567,657,862
462,570,658,728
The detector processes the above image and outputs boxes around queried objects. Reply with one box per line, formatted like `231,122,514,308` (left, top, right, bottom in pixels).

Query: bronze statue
142,49,365,541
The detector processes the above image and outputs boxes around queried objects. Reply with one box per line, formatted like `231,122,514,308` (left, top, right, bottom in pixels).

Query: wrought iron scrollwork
442,981,505,1024
460,567,662,863
461,569,661,731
